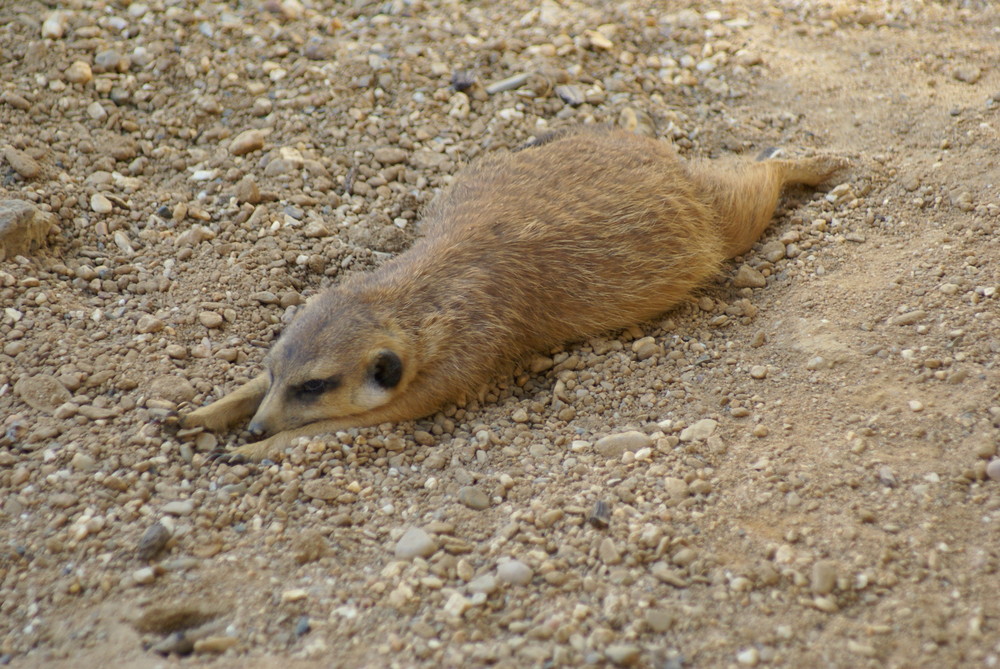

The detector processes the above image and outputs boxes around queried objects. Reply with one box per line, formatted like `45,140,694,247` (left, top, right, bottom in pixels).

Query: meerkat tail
687,154,848,259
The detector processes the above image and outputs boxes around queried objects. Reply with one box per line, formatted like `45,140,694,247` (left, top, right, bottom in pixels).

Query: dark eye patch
290,375,341,401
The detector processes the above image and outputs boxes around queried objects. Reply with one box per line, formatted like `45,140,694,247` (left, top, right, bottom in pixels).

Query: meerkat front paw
208,432,293,464
181,404,242,433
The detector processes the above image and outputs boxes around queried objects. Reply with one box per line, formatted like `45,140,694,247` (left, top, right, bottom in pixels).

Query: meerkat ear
370,350,403,389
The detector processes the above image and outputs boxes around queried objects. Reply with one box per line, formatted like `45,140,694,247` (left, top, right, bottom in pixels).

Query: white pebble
496,559,533,585
90,193,113,214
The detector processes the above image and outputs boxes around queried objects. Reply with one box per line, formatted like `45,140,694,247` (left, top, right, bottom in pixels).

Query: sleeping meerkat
182,127,847,461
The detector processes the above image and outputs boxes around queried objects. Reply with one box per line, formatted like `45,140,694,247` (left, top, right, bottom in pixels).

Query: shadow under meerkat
182,127,848,462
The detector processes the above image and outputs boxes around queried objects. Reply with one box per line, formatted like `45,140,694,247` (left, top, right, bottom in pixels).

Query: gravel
1,0,998,667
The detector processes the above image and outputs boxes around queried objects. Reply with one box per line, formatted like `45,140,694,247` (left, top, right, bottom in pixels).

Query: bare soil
1,1,998,667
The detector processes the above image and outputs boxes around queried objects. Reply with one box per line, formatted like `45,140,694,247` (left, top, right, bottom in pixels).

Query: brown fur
182,128,846,460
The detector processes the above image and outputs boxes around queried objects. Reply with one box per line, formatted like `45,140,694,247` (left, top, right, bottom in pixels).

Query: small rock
162,500,194,516
136,314,164,334
760,240,786,262
71,453,97,472
467,574,497,595
736,647,760,666
952,64,982,84
645,609,675,632
302,480,338,500
137,523,172,561
198,311,224,328
41,11,68,39
496,559,533,585
599,537,622,565
281,588,308,602
94,49,125,73
90,193,113,214
749,365,768,379
373,147,407,165
595,430,652,457
605,644,641,666
663,477,689,500
679,419,717,442
65,61,93,85
230,129,265,156
3,147,41,179
0,200,56,260
554,84,585,106
193,636,239,654
14,374,72,413
811,560,837,595
986,459,1000,482
133,567,157,585
394,527,437,560
887,310,926,326
149,375,196,404
511,408,529,423
631,336,659,360
457,486,490,510
234,176,260,204
733,264,767,288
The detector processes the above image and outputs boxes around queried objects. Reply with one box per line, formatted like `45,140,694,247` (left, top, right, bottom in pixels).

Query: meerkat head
247,290,414,435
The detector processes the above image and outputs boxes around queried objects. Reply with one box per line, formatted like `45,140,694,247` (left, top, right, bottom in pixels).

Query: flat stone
811,560,838,595
14,374,71,413
90,193,113,214
230,129,265,156
496,559,533,585
457,486,490,510
663,477,689,500
887,310,926,326
0,199,56,260
136,314,164,334
467,574,497,595
3,147,41,178
149,375,196,404
733,264,767,288
679,419,717,442
198,311,224,328
373,147,407,164
605,644,641,666
760,240,786,262
162,500,195,516
394,527,437,560
595,430,652,457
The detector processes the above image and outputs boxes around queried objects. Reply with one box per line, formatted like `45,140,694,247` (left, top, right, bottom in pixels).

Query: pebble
90,193,113,214
554,84,585,106
733,264,767,288
810,560,838,595
736,647,760,666
133,567,157,585
467,574,498,595
0,199,55,259
605,644,641,666
599,538,622,565
234,176,260,204
373,147,407,164
302,480,338,500
162,500,195,516
136,314,165,334
41,11,68,39
887,310,926,326
663,477,689,500
14,374,72,413
137,523,172,561
230,129,265,156
749,365,768,379
198,311,224,328
457,485,490,510
759,240,785,262
986,459,1000,482
595,430,652,456
679,419,717,442
952,64,982,84
65,61,93,85
3,147,41,179
496,559,533,585
631,336,659,360
149,375,196,404
394,527,437,560
193,636,239,654
70,453,97,472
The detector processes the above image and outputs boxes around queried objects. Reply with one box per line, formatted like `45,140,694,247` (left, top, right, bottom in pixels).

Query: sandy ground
1,0,999,667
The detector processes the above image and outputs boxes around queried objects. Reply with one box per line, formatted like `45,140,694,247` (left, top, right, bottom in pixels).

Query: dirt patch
1,0,998,667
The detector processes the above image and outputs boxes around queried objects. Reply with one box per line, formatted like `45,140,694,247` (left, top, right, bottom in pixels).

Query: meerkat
182,127,847,461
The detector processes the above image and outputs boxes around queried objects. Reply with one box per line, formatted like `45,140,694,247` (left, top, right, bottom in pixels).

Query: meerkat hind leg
181,373,269,433
689,154,848,258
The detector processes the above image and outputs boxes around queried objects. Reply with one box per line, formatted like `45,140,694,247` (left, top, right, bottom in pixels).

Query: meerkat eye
370,350,403,389
292,376,340,399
